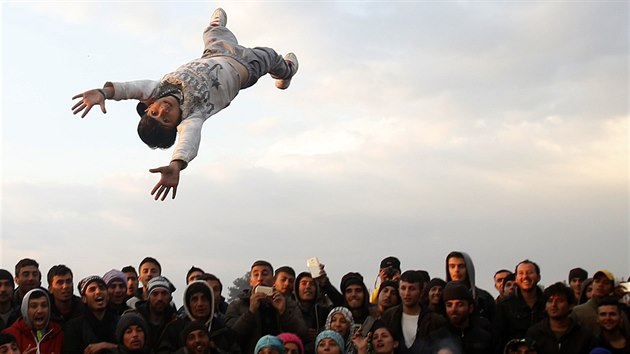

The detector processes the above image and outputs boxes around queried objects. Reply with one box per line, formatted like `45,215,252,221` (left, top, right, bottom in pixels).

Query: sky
1,1,628,304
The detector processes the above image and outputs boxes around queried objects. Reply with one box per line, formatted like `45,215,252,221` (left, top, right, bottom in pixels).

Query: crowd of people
1,254,629,354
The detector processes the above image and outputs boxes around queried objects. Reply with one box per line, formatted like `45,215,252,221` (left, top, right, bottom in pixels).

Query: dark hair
399,270,425,288
251,260,273,273
47,265,73,285
543,282,576,305
139,257,161,273
122,266,137,275
29,288,48,300
275,266,296,278
515,259,540,276
598,296,621,311
495,269,512,277
186,266,205,283
501,273,516,292
198,273,223,292
15,258,39,276
137,114,177,149
0,332,17,346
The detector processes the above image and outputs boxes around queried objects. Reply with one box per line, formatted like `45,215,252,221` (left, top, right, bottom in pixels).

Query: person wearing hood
339,273,375,326
293,272,333,354
62,275,119,354
225,260,307,354
445,251,495,322
110,312,151,354
158,280,235,354
325,307,355,354
2,288,63,354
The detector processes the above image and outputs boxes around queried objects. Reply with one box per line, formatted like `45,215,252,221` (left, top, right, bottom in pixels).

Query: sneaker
275,53,299,90
210,8,227,27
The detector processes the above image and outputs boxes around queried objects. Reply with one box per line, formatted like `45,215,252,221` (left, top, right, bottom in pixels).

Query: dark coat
493,287,546,353
381,304,446,354
526,317,595,354
429,316,492,354
62,308,119,354
224,289,307,354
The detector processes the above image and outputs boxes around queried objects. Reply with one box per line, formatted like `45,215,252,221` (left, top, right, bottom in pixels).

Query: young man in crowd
382,270,445,354
429,281,492,354
122,266,139,302
0,333,21,354
568,267,588,305
159,280,236,354
594,296,630,352
2,288,64,354
225,260,307,354
445,251,495,321
47,264,83,325
274,267,296,298
293,272,333,353
370,257,402,305
63,276,118,354
340,272,374,325
13,259,41,308
0,270,18,331
133,276,177,351
103,269,131,315
573,269,621,336
493,269,512,302
494,260,546,353
128,257,162,308
525,282,594,354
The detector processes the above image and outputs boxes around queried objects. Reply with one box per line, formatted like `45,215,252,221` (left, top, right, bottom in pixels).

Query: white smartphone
307,257,321,278
255,285,273,296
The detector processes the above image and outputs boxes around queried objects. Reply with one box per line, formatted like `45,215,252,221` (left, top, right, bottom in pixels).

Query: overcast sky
1,1,628,303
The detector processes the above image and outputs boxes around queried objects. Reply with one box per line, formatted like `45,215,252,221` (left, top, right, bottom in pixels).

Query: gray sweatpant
201,25,292,89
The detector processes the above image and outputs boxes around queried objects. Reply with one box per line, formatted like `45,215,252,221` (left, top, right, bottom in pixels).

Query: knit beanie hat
116,312,148,346
103,269,127,286
277,333,304,354
255,335,285,354
428,278,446,290
0,270,13,289
378,280,399,294
315,330,344,351
180,320,209,344
442,282,473,303
590,348,613,354
78,276,106,296
325,306,355,335
147,276,175,297
340,272,364,292
568,268,588,281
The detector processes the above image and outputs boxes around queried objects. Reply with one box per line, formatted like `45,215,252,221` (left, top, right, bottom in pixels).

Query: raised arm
71,80,159,118
71,87,110,118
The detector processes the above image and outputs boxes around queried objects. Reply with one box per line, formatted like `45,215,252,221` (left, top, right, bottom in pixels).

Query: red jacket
2,318,64,354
